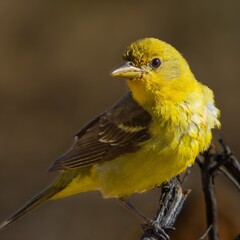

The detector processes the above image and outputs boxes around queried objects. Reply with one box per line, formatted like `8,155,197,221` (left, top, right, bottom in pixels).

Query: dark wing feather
48,92,152,171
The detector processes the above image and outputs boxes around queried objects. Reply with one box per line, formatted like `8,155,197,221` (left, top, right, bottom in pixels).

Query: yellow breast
94,85,220,198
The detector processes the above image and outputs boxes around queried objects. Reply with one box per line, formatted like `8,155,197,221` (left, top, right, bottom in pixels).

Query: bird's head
112,38,197,108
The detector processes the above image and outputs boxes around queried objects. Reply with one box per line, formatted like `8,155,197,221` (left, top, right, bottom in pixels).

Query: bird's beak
111,61,142,79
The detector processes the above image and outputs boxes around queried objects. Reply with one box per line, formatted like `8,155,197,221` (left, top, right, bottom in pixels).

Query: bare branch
141,178,190,240
197,140,240,240
197,148,219,240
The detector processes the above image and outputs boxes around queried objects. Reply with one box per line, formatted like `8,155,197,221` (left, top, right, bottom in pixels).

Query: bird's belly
95,140,195,198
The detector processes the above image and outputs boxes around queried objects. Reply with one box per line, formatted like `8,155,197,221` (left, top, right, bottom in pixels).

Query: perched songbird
0,38,220,230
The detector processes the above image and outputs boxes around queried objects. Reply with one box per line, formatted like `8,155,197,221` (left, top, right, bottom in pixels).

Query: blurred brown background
0,1,239,240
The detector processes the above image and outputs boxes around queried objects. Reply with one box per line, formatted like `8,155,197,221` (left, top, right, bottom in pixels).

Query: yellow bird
0,38,220,230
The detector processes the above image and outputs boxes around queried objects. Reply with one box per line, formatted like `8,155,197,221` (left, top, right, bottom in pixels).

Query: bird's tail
0,169,79,231
0,186,61,231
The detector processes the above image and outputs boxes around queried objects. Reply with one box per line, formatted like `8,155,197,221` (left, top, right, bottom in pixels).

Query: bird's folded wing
48,92,152,171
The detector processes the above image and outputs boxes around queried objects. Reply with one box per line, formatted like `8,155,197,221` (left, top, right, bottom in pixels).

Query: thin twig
218,139,240,186
210,139,240,188
198,148,219,240
199,225,213,240
219,167,240,191
197,140,240,240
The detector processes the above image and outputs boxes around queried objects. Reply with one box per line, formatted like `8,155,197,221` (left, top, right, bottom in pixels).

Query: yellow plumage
0,38,220,230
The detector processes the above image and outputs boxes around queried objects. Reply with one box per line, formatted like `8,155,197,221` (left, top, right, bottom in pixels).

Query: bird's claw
142,220,173,240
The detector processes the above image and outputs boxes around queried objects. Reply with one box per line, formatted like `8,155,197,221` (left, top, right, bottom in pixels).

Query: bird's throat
127,79,156,108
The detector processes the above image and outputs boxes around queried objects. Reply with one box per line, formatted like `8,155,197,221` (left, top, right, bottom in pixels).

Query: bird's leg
118,197,170,240
118,196,148,222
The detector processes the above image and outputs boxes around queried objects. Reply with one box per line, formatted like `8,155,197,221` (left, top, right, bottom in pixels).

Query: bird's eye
150,58,161,69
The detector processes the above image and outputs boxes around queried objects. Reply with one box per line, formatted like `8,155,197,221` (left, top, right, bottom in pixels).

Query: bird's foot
142,220,175,240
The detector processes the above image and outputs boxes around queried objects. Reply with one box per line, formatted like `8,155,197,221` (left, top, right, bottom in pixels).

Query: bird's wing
48,92,152,171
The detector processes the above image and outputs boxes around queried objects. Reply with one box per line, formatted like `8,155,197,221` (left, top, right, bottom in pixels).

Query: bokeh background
0,1,239,240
